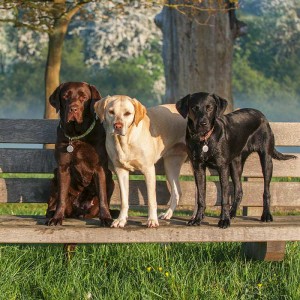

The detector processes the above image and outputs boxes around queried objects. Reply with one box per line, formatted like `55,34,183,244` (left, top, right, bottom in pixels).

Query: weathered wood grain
0,215,299,244
0,150,298,177
0,149,56,173
173,153,300,178
1,178,299,207
0,120,299,146
0,178,51,203
0,119,58,144
270,123,300,146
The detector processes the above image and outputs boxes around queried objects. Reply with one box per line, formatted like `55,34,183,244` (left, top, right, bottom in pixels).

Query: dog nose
69,106,78,113
114,123,123,130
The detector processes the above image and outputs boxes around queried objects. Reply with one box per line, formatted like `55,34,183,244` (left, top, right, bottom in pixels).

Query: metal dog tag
202,144,209,152
67,144,74,153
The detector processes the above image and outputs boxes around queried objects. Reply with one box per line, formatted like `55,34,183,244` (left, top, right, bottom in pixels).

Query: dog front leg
218,167,231,228
144,165,159,228
188,165,206,226
94,165,113,227
47,165,70,226
111,167,129,228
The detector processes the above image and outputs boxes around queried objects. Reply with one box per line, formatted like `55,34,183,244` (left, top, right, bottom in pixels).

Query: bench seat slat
0,215,299,243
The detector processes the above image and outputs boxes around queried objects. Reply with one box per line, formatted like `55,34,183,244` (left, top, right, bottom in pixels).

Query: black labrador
176,92,296,228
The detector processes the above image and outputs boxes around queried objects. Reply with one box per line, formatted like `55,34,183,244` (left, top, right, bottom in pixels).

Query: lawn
0,204,299,300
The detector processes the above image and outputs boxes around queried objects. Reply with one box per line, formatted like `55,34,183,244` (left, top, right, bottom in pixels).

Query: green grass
0,205,299,299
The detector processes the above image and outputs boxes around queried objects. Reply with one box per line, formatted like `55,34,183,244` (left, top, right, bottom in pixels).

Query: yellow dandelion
146,267,152,272
158,267,163,272
257,283,263,288
165,272,170,277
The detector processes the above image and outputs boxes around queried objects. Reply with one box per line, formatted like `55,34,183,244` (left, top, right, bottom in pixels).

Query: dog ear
176,94,190,118
94,96,110,122
89,84,102,101
49,83,65,113
212,94,228,117
89,84,102,114
131,98,146,126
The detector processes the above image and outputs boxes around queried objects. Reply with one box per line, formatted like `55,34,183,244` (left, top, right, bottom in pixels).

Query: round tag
67,144,74,153
202,144,209,152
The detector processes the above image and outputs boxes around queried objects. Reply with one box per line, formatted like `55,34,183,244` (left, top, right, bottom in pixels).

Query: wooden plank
0,149,56,173
0,120,299,146
1,177,298,207
0,150,298,177
0,215,299,244
153,152,300,177
270,123,300,146
0,178,51,203
242,153,300,178
0,119,58,144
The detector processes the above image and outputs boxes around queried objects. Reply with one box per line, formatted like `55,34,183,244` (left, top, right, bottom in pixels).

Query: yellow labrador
95,95,187,228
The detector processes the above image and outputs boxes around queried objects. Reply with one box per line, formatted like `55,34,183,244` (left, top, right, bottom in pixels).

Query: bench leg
242,241,286,261
242,206,286,261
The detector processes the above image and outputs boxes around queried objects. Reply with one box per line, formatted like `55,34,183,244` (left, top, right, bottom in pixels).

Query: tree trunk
44,1,85,119
44,17,69,119
156,1,242,112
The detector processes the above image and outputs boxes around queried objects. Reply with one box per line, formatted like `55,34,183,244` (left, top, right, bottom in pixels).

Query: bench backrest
0,120,299,208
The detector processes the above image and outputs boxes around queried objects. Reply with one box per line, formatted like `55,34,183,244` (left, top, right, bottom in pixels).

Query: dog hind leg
159,155,185,220
259,152,273,222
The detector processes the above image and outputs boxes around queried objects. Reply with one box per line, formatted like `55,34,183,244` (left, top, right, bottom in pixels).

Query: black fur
176,92,296,228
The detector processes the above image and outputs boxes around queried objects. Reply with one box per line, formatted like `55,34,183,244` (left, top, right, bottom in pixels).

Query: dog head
94,95,146,136
49,82,101,124
176,92,227,136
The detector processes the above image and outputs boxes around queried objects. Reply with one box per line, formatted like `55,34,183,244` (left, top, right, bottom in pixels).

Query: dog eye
109,110,115,115
124,112,131,116
206,105,213,112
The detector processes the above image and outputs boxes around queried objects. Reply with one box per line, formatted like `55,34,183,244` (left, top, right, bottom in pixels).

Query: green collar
61,119,96,141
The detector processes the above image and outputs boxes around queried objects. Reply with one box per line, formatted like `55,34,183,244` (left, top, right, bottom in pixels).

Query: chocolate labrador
176,92,296,228
46,82,114,226
46,168,100,219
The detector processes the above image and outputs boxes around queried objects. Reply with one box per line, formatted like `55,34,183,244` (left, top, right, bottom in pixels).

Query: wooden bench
0,119,299,261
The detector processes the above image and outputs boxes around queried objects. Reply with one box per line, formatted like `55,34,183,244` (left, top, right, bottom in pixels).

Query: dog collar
199,126,214,142
60,117,97,153
199,126,214,153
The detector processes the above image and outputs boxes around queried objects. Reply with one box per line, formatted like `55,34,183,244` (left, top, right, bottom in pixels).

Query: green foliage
0,58,46,118
87,39,164,107
233,4,300,121
0,36,163,118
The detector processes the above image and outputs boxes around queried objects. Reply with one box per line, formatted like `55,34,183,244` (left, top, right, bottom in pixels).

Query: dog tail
272,149,297,161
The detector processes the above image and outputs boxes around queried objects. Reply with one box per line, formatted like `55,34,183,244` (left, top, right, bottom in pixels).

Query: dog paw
218,218,230,229
261,212,273,222
187,217,202,226
158,209,173,220
111,218,127,228
147,219,159,228
46,217,63,226
99,218,113,227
